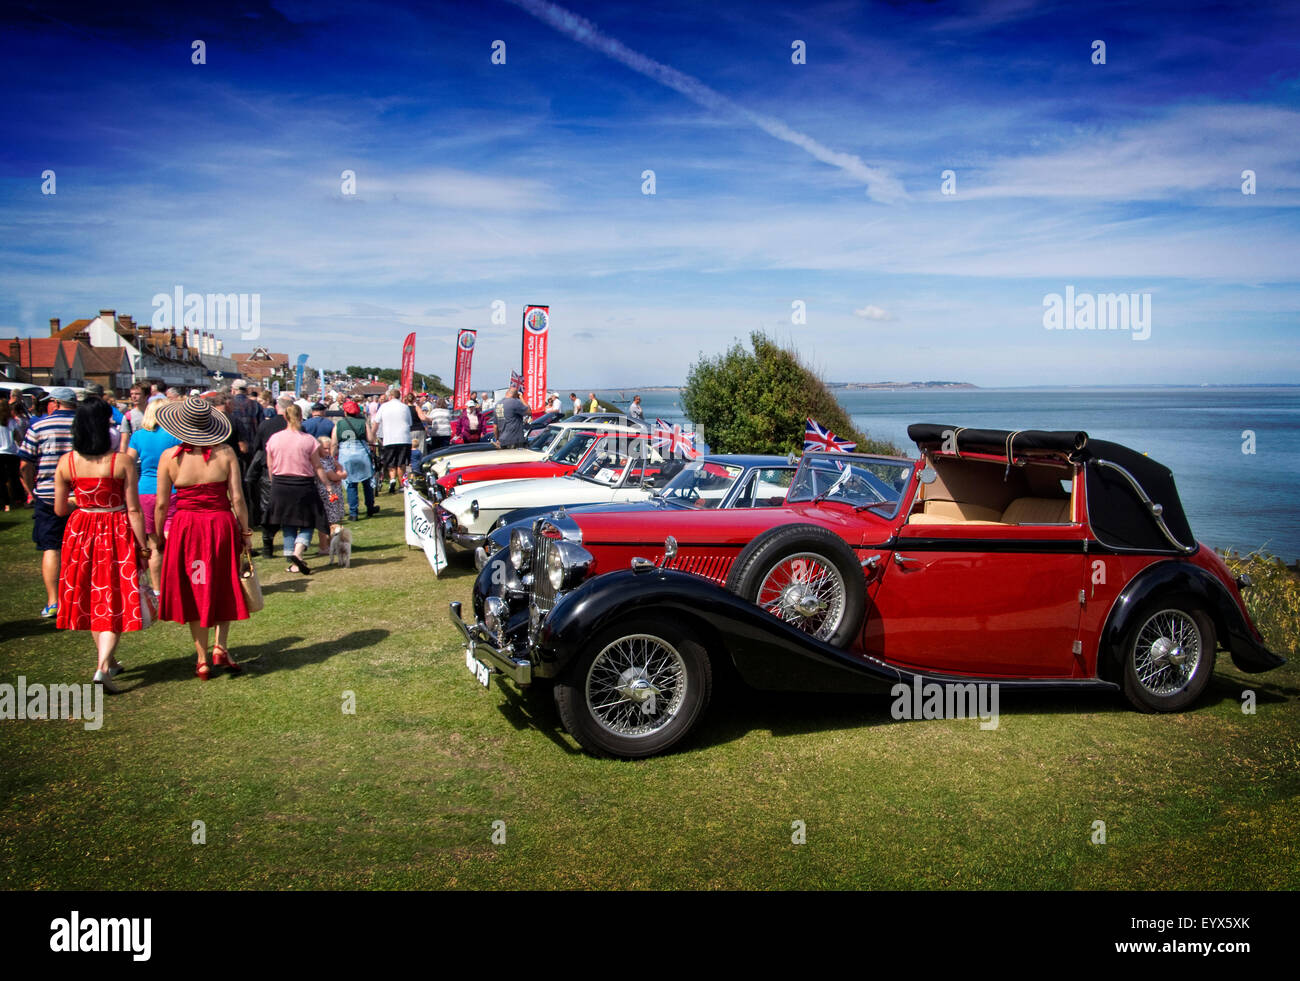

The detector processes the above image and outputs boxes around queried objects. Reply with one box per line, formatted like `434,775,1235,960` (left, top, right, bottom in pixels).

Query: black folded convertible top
907,423,1088,456
907,423,1197,554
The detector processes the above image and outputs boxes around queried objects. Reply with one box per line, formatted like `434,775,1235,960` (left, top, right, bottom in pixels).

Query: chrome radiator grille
529,533,559,641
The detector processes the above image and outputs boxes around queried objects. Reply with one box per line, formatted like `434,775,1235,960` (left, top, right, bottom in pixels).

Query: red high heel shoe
196,661,210,680
211,646,242,673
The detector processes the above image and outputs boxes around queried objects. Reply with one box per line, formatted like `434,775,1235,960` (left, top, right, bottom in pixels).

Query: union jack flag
804,417,856,454
650,418,702,459
510,369,525,391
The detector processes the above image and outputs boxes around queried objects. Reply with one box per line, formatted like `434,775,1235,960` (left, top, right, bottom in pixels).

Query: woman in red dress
154,397,255,679
53,398,148,693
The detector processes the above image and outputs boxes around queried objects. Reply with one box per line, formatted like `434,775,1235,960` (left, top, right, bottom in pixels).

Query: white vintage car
437,433,675,549
427,418,636,478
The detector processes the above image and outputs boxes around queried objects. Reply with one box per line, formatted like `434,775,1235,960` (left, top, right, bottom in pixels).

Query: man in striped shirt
18,387,77,618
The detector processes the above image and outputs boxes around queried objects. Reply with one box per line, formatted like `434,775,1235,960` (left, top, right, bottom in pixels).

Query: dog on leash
328,524,353,567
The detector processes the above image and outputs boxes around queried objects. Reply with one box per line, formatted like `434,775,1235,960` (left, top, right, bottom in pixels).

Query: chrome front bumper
448,601,533,685
436,509,486,551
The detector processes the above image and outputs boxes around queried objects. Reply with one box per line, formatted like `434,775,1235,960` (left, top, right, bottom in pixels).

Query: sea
592,386,1300,559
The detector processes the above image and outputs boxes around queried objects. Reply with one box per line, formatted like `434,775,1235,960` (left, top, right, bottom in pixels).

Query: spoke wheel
726,524,866,648
586,634,688,738
555,620,712,758
1121,601,1215,713
754,552,847,642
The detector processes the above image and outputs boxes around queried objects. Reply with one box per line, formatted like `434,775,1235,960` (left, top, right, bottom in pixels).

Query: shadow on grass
684,668,1293,754
0,617,58,645
494,680,581,755
109,628,390,690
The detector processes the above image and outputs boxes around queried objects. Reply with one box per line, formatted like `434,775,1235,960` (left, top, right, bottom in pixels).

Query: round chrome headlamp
470,499,480,519
483,595,507,641
509,529,533,571
547,547,564,591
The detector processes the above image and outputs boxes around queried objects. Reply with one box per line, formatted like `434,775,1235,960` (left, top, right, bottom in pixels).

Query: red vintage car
451,423,1284,757
432,430,607,500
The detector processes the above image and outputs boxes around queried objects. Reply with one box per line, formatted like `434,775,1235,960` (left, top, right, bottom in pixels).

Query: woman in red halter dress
53,399,149,693
154,397,255,678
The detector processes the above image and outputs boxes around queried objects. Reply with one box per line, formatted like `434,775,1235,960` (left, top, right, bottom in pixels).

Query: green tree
341,366,450,396
681,332,899,456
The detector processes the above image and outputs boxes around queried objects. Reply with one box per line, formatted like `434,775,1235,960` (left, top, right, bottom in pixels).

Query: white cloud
854,305,893,320
955,105,1300,203
504,0,907,203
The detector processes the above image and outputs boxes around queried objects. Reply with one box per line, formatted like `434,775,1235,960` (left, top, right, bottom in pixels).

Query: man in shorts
18,387,77,617
375,387,412,493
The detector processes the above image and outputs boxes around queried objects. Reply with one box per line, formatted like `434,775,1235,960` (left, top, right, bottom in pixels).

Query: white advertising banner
404,485,448,575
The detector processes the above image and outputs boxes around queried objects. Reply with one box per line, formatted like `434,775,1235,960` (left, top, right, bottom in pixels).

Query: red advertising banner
453,329,476,409
520,304,549,408
399,332,417,397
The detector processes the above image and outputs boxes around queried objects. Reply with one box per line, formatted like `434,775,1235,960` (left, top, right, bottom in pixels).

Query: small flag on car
804,418,857,453
650,418,702,459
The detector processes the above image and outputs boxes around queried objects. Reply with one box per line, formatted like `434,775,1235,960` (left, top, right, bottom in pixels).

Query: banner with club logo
520,304,549,408
453,329,476,409
404,485,448,575
294,353,308,397
399,332,417,398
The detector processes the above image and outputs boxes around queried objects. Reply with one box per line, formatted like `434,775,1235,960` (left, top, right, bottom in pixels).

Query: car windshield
528,425,560,452
786,453,914,517
574,434,654,486
547,433,599,465
659,460,744,509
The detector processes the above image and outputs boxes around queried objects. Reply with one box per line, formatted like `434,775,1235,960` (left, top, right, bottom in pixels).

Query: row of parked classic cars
414,412,1284,758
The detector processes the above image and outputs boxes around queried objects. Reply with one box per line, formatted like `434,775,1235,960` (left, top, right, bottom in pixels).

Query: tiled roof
233,351,290,366
60,341,85,367
49,319,94,340
81,345,128,373
3,337,65,369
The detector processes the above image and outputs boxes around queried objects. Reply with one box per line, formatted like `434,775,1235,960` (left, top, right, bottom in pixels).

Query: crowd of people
5,378,632,692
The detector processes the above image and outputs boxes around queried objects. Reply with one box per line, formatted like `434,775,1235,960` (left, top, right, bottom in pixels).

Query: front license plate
465,647,491,688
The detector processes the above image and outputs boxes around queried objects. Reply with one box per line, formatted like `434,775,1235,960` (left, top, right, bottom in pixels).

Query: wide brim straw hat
156,395,233,446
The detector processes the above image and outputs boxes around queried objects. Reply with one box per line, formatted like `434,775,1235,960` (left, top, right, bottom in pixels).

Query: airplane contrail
504,0,907,203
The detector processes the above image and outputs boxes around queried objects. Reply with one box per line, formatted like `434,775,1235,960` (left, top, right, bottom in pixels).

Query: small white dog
328,524,353,567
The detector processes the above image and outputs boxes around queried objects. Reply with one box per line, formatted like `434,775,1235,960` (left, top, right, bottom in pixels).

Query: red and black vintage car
450,423,1283,757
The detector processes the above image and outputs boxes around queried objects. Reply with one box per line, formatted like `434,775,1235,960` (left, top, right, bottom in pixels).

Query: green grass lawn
1,502,1297,890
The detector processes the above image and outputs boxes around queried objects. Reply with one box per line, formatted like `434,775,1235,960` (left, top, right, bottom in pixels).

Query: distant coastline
592,381,979,393
591,382,1300,393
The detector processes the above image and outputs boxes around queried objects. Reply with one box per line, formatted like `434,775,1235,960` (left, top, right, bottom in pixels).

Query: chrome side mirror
918,466,937,485
659,535,678,569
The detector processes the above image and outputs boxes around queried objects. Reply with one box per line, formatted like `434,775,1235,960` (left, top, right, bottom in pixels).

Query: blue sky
1,0,1297,387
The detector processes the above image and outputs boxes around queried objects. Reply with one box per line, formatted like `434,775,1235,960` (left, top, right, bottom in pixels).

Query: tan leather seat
1001,497,1071,524
908,514,1006,525
919,500,1004,523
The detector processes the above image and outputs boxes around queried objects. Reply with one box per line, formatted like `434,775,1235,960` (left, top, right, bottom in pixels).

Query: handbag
138,576,159,630
338,436,373,482
239,546,265,613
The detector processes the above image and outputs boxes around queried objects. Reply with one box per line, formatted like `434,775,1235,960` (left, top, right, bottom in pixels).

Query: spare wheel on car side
725,523,865,648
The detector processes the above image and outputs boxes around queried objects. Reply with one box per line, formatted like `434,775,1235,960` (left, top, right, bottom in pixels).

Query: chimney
8,339,19,363
120,315,134,330
49,317,60,336
99,309,115,324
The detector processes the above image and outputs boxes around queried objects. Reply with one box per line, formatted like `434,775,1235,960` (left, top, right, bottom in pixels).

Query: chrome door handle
893,552,919,568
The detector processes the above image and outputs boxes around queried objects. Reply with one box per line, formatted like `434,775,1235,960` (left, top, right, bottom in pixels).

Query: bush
1222,550,1300,659
681,332,900,456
